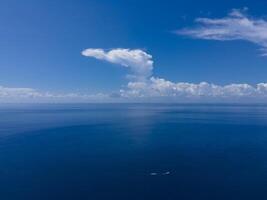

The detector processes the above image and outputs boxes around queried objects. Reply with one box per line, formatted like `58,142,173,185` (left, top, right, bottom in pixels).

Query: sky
1,0,267,102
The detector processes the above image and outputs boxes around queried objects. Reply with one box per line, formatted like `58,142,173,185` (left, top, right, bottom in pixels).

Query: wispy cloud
176,8,267,56
82,48,153,80
0,85,109,103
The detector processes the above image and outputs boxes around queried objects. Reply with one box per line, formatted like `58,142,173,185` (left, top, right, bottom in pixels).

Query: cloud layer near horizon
120,77,267,100
2,80,267,103
176,8,267,56
0,85,108,103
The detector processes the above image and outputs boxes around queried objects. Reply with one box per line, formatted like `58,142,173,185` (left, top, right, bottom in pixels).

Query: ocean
1,104,267,199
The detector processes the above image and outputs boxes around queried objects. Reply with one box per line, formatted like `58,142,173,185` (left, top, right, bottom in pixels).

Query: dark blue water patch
1,104,267,136
1,104,267,199
0,122,267,199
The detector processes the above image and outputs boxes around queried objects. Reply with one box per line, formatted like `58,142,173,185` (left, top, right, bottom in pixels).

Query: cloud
81,48,153,80
0,85,109,103
2,81,267,103
176,8,267,56
0,86,40,98
80,46,267,102
119,77,267,101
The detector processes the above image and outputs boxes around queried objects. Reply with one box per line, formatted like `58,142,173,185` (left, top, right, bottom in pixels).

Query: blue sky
1,0,267,102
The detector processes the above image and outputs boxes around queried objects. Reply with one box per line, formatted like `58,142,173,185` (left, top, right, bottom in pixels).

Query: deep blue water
1,104,267,200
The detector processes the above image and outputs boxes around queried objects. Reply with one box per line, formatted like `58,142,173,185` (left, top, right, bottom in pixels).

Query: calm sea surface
1,104,267,200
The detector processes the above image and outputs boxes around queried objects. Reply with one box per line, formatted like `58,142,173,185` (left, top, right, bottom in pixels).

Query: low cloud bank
0,85,108,103
120,77,267,101
2,79,267,103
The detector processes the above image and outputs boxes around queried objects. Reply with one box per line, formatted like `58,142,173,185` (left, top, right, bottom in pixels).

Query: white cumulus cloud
82,48,153,80
119,77,267,101
2,81,267,103
176,8,267,56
